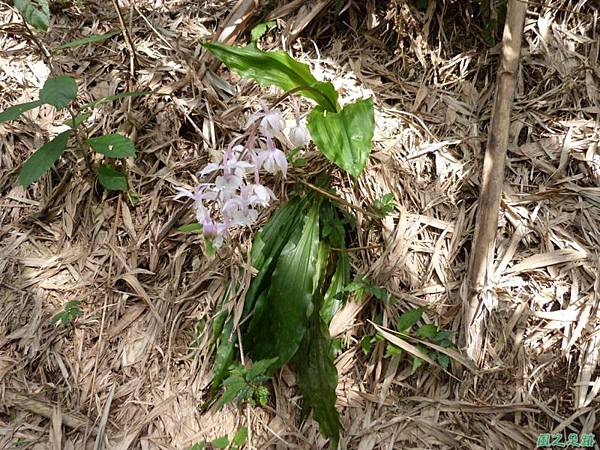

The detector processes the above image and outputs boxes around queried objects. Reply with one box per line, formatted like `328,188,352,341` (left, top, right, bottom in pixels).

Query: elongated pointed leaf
245,203,321,368
88,134,136,158
0,100,43,124
39,76,77,109
97,164,128,191
204,43,339,112
14,0,49,31
19,130,71,187
82,91,153,110
54,30,119,50
321,253,349,324
296,303,341,449
211,318,235,395
307,98,375,177
243,195,311,318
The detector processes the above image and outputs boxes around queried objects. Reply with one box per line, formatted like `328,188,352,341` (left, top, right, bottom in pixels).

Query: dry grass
1,0,599,448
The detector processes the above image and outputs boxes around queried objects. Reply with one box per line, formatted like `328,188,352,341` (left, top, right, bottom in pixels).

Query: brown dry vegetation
1,0,599,449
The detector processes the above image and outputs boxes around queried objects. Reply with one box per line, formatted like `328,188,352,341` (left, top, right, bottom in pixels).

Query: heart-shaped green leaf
88,134,135,158
19,130,71,187
307,98,375,178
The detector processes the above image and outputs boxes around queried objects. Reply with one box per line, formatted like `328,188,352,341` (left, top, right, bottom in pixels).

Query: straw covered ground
1,0,599,448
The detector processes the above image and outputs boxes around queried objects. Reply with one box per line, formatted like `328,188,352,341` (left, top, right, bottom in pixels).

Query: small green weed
51,300,81,326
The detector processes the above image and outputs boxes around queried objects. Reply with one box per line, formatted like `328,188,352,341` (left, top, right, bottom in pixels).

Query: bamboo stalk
463,0,528,363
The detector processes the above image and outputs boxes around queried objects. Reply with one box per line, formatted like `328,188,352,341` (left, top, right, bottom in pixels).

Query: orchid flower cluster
175,106,310,251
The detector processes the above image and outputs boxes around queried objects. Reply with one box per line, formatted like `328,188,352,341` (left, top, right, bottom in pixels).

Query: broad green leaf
39,76,77,109
0,100,43,123
82,91,153,110
245,203,321,368
178,223,203,233
14,0,49,31
250,21,276,42
211,436,229,449
321,253,349,324
19,130,71,187
96,164,128,191
88,134,136,158
307,97,375,178
189,443,206,450
243,195,311,318
396,307,424,332
233,427,248,446
54,30,119,50
204,43,339,112
296,298,341,449
416,323,438,339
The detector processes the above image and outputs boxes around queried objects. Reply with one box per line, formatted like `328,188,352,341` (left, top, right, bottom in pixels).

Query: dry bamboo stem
463,0,528,363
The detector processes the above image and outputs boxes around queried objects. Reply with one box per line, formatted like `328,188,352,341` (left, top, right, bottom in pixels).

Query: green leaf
203,43,339,112
416,323,438,339
250,21,276,42
384,343,402,358
255,385,269,406
245,202,321,369
233,427,248,446
217,375,246,409
14,0,49,31
51,300,82,326
189,443,206,450
82,91,153,110
396,307,424,332
211,435,230,449
431,330,454,344
19,130,71,187
360,336,372,355
367,285,389,302
63,111,91,129
88,134,136,158
321,253,349,324
437,352,450,370
178,223,203,233
54,30,119,50
96,164,128,191
0,100,43,123
243,195,311,318
296,299,341,449
211,319,235,395
307,97,374,177
411,343,429,373
39,76,77,109
246,357,278,380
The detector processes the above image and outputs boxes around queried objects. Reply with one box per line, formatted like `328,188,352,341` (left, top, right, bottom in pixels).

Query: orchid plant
175,104,309,252
181,39,376,449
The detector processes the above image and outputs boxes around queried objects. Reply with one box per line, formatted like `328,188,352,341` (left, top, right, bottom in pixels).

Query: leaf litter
1,0,600,449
